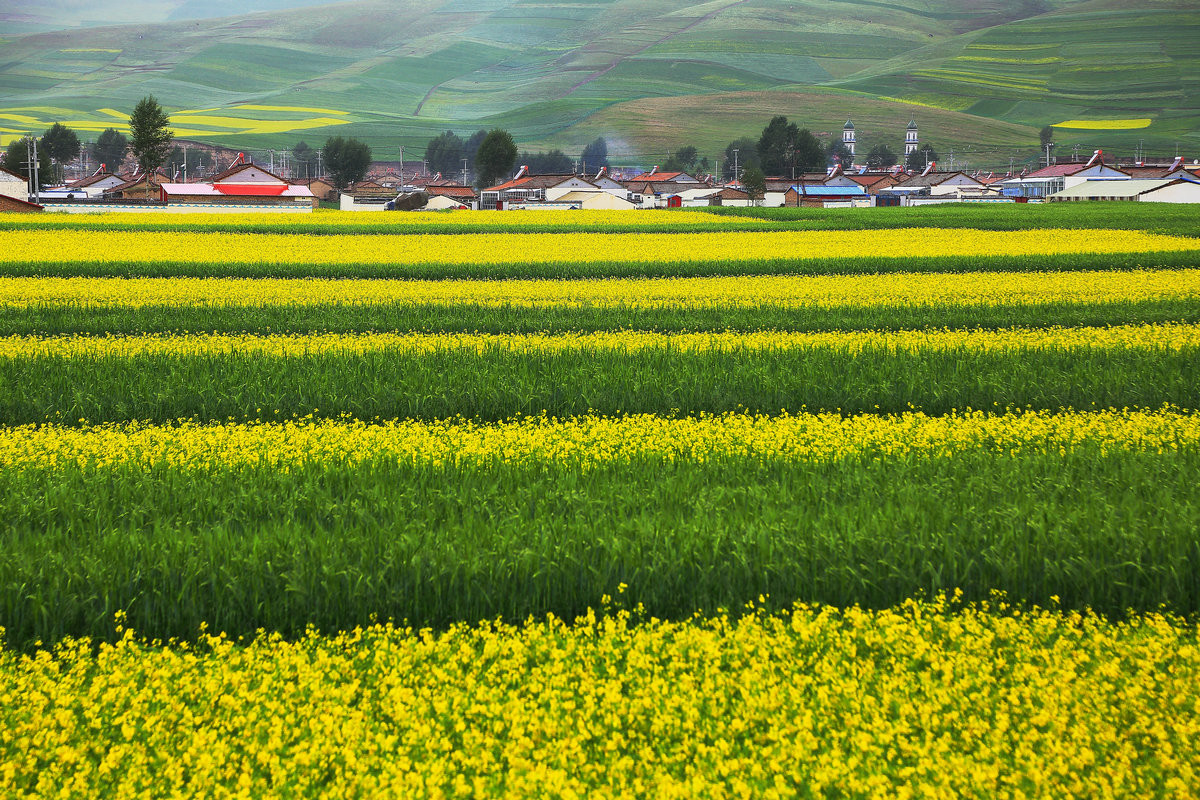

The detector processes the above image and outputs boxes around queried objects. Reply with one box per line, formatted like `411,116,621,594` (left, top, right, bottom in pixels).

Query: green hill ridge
0,0,1195,169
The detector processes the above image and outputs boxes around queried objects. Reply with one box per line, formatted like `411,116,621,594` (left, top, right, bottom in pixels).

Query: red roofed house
159,161,315,211
425,184,477,210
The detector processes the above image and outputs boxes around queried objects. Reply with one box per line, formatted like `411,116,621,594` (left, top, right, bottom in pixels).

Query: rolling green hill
0,0,1195,169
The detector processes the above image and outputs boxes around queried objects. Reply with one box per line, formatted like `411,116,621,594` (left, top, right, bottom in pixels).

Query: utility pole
1044,141,1053,168
461,157,468,186
316,149,323,179
732,149,739,185
25,134,40,202
948,148,955,171
398,146,403,183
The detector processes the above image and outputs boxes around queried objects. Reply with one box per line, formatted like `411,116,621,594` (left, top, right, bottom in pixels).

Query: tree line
4,103,941,198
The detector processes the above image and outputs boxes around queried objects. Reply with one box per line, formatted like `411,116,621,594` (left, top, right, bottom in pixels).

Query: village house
63,170,125,198
784,183,871,208
998,151,1129,198
0,193,42,212
103,170,170,200
423,184,478,210
296,177,337,202
1048,178,1200,203
0,167,27,201
888,165,990,197
159,159,315,211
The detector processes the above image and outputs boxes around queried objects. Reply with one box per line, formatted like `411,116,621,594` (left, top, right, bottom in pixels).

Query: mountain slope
0,0,1192,167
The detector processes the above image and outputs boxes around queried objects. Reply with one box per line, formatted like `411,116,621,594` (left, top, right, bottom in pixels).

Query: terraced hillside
0,0,1195,167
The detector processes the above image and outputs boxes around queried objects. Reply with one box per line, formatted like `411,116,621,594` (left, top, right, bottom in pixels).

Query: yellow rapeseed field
2,409,1195,470
1,228,1196,267
3,323,1196,359
1,598,1197,799
0,209,760,231
4,269,1198,309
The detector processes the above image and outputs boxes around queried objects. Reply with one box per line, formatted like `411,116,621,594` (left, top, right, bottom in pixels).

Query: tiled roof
486,174,578,192
68,172,121,188
1022,162,1130,179
428,185,477,198
895,171,981,188
209,162,287,184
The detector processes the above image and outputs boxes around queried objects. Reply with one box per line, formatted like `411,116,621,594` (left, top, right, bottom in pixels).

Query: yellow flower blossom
0,409,1194,471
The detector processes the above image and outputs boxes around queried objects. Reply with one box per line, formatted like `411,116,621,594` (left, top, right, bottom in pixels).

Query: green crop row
5,298,1198,337
3,251,1198,280
1,345,1195,425
3,203,1198,237
702,203,1200,238
2,448,1196,647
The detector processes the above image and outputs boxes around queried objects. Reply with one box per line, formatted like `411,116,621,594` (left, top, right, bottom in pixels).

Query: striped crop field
1,207,1198,798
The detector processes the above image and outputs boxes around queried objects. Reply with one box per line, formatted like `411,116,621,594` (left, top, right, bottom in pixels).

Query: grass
3,203,1198,237
1,343,1195,424
1,448,1196,647
4,299,1197,337
12,0,1195,159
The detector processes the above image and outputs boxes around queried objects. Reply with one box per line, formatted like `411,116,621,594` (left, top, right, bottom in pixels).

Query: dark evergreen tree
465,130,488,169
793,129,824,173
742,166,766,204
722,137,759,181
519,149,573,174
323,136,372,190
756,115,800,176
865,144,897,170
92,128,128,173
425,131,466,175
826,140,852,168
581,137,608,173
40,123,81,184
475,129,517,189
905,143,938,172
1,137,52,190
128,96,174,193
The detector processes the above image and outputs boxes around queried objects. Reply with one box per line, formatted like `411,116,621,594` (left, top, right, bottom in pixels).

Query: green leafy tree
866,144,897,170
465,130,488,170
756,115,800,176
128,96,174,194
1,137,52,190
425,131,465,175
519,149,573,174
581,137,608,173
827,140,852,168
742,166,766,205
722,137,759,182
324,136,372,191
905,143,938,172
92,128,128,173
1040,126,1055,148
475,129,517,189
793,129,824,174
674,146,698,171
41,123,80,184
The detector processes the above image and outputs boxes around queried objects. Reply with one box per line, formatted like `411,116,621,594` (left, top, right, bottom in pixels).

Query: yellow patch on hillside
1054,119,1152,130
233,105,349,115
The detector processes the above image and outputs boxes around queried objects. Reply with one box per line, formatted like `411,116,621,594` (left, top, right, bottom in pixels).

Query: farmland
1,205,1198,797
2,0,1197,160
